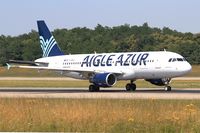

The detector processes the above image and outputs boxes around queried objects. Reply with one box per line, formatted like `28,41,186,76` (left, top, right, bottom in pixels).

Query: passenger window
168,58,172,62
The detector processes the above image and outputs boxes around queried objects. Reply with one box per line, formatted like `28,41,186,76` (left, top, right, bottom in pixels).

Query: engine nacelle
146,78,170,86
90,73,116,87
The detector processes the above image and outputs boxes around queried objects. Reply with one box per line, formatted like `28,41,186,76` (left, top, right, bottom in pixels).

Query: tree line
0,23,200,66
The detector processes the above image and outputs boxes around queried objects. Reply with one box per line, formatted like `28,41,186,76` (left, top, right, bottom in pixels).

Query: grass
0,98,200,132
0,65,200,77
0,80,199,88
187,65,200,77
0,67,60,77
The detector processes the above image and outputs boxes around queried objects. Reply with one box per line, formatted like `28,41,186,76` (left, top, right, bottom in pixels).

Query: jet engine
145,78,171,86
90,73,116,87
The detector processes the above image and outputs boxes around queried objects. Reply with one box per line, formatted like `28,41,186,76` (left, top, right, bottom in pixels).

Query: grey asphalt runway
0,87,200,99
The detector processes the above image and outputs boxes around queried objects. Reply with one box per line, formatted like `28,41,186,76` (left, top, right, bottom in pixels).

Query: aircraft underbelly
133,67,177,79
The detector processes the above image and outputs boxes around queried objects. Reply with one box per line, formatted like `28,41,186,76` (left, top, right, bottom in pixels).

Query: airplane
8,20,192,92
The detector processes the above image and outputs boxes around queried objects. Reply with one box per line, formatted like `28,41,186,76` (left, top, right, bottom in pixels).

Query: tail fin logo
39,36,57,57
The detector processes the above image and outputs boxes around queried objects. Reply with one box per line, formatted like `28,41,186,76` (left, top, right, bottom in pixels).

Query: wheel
130,84,136,91
126,83,136,91
95,86,100,91
126,83,131,91
89,85,94,92
164,86,171,91
89,84,100,92
89,85,96,92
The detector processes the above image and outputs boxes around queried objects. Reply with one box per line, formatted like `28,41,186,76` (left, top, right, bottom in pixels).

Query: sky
1,0,200,36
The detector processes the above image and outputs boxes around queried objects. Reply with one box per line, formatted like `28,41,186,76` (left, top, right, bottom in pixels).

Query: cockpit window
169,58,186,62
177,58,183,61
172,58,177,62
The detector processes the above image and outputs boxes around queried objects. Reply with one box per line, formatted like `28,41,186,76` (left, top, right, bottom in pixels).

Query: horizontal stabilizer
9,60,37,66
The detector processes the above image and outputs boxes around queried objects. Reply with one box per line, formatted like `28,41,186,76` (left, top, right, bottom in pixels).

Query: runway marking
0,87,200,99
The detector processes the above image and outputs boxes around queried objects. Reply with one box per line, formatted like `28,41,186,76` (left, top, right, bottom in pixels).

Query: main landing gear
89,84,100,92
126,80,136,91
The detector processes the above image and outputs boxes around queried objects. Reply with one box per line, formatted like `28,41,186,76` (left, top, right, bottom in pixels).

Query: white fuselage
35,51,192,80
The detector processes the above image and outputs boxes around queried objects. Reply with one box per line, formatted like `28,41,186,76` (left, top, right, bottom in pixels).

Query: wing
6,63,123,79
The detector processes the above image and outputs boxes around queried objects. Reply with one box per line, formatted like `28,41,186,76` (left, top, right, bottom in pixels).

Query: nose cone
181,62,192,74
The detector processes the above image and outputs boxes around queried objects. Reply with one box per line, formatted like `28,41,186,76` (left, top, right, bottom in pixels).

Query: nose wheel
163,78,172,91
164,86,171,91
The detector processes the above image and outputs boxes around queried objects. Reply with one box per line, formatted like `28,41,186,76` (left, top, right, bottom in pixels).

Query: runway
0,87,200,99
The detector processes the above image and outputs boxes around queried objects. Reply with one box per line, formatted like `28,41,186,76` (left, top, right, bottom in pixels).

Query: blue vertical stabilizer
37,20,64,57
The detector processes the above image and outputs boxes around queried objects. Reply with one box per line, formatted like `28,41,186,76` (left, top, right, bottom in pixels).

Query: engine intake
90,73,116,87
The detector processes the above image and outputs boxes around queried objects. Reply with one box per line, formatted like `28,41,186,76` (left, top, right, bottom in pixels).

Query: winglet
6,63,11,70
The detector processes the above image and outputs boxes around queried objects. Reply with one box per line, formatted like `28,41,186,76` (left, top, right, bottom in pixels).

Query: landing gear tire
164,86,171,91
126,84,131,91
126,83,136,91
89,84,100,92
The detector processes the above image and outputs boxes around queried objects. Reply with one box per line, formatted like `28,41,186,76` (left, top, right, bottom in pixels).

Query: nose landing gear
164,86,171,91
164,78,171,91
